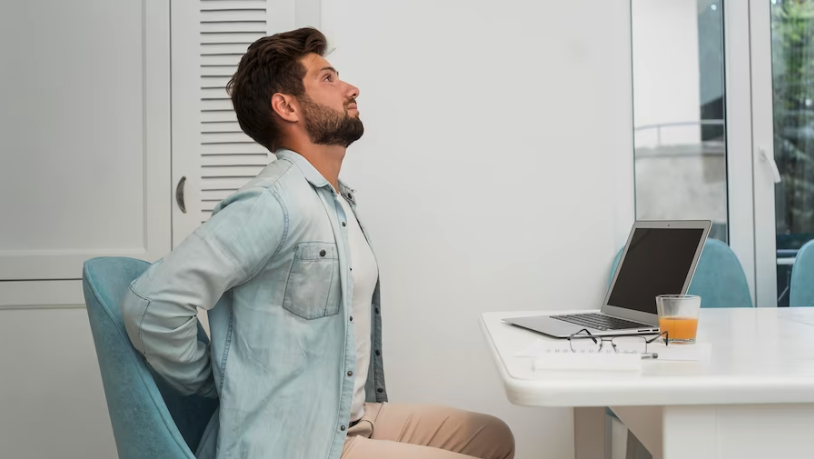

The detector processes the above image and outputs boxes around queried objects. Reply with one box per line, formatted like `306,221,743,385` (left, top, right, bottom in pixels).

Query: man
121,27,514,459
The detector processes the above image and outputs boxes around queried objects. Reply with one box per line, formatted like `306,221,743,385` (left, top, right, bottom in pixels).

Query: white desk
481,309,814,459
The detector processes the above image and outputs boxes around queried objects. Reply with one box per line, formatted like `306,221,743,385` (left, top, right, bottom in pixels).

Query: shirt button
375,350,381,356
375,307,380,314
342,222,347,227
319,250,326,257
348,193,353,200
340,425,346,431
349,316,353,322
377,388,384,394
347,371,353,377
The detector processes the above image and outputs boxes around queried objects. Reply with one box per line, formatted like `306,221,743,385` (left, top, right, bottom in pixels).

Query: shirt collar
275,149,357,204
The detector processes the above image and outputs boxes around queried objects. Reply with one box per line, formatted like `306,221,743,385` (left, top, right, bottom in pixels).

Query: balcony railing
635,120,726,147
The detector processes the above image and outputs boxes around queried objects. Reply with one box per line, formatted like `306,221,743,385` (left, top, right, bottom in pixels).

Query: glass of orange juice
656,294,701,344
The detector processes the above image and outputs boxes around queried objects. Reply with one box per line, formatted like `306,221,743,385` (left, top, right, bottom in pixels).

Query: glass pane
770,0,814,306
631,0,728,243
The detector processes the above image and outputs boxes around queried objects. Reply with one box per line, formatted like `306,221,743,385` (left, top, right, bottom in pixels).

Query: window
629,0,814,306
631,0,729,242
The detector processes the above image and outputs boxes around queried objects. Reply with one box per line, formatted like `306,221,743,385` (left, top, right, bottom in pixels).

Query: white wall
0,308,117,459
323,1,634,458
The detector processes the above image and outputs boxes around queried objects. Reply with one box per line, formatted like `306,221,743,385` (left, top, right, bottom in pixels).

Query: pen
641,353,658,360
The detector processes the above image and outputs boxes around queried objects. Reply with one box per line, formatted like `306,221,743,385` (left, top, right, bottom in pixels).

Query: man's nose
347,83,360,99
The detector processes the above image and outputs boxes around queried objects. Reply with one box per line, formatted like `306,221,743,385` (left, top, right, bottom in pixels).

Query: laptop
503,220,711,338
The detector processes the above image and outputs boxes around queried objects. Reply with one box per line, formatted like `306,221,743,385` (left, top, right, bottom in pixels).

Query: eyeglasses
567,328,669,358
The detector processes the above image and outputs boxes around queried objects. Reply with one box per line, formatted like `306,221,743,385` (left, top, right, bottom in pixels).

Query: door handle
176,176,187,213
759,147,782,184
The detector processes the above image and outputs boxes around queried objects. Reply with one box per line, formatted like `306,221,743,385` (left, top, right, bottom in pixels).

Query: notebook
515,339,711,371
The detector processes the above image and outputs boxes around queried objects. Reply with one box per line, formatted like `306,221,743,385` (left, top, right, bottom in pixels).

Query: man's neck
280,141,346,191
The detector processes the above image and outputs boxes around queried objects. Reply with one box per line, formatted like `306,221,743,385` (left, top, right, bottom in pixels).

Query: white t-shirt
338,196,378,423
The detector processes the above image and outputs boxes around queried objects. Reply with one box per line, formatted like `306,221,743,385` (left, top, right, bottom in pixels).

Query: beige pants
341,402,515,459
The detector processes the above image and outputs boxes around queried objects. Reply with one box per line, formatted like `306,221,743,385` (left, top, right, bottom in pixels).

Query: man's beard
299,94,364,148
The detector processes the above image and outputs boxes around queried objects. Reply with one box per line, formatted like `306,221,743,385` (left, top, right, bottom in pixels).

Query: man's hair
226,27,328,151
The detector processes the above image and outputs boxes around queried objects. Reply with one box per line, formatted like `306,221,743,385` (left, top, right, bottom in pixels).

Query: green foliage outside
772,0,814,240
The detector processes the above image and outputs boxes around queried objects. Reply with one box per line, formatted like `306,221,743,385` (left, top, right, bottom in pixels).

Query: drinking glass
656,294,701,344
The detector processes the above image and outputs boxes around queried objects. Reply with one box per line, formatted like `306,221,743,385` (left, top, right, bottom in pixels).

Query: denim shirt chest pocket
282,242,342,319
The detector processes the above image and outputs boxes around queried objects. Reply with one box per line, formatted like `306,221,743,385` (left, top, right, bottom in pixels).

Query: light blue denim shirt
120,149,388,459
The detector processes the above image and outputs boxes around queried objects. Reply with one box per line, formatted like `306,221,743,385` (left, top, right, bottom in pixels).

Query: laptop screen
607,227,705,314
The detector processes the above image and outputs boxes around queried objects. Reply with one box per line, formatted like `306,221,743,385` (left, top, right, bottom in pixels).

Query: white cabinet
0,0,320,306
0,0,171,282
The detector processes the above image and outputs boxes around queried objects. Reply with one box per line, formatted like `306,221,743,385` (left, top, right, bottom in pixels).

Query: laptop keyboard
551,313,652,331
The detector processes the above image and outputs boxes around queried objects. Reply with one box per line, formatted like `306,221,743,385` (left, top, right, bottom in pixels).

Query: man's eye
324,75,333,82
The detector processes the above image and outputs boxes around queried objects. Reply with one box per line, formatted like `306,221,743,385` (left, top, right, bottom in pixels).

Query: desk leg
609,406,662,459
574,407,609,459
660,404,814,458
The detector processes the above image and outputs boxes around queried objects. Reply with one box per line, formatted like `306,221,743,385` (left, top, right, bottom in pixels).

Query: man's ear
271,93,299,123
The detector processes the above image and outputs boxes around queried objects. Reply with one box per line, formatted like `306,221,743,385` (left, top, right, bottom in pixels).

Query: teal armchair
82,257,218,459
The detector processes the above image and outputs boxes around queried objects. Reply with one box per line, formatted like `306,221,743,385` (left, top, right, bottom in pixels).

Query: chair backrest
609,238,753,308
82,257,218,459
790,239,814,307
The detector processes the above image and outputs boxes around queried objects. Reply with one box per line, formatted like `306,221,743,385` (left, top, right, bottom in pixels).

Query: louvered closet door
171,0,321,244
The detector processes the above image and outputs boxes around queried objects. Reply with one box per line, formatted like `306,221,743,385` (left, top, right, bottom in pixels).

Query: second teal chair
609,238,753,308
790,240,814,307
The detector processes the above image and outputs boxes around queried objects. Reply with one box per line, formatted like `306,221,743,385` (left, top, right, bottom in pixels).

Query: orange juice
658,316,698,342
